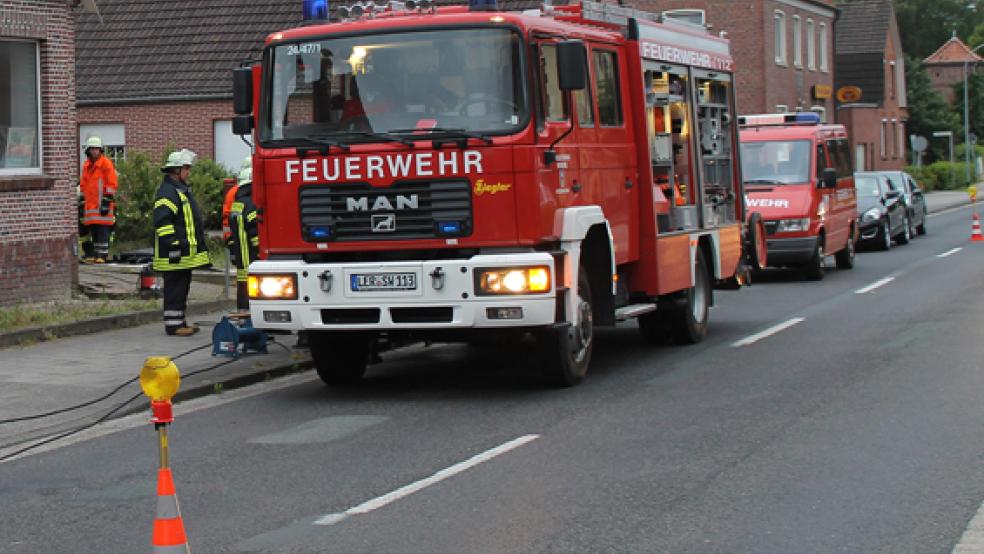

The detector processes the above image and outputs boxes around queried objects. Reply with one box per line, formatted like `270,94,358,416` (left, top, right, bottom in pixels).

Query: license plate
350,272,417,291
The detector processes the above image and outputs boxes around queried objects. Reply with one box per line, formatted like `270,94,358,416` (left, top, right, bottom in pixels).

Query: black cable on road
0,357,238,462
0,342,212,425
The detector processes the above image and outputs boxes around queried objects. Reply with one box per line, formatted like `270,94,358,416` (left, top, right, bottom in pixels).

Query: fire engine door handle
624,178,633,190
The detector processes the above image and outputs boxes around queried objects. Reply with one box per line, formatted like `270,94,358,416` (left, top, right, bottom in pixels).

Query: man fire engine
233,0,762,386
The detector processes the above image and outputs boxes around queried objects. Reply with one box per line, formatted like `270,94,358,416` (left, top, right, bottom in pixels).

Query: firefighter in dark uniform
153,150,211,336
227,166,259,310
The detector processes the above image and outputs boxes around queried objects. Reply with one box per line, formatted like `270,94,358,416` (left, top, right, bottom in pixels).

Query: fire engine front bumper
247,254,557,332
766,236,820,266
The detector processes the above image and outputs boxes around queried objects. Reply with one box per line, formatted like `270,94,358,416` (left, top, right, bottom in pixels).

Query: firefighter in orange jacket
79,136,118,263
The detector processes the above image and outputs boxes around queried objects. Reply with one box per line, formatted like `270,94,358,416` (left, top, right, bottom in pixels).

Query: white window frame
662,9,706,27
880,119,887,158
806,19,816,70
0,39,43,176
792,15,802,68
819,22,829,72
896,120,904,159
774,11,787,66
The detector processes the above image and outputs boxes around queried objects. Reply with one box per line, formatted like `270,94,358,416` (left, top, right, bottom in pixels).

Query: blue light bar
469,0,498,11
789,112,821,124
309,226,332,239
303,0,329,21
437,221,462,234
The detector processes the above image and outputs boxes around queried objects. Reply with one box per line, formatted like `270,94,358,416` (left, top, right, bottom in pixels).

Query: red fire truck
232,0,763,386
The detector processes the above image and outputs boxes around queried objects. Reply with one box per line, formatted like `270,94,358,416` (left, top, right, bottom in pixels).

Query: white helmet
161,150,193,171
84,136,103,152
237,167,252,186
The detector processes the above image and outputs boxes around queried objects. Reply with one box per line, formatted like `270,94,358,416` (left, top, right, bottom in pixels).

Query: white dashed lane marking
855,277,895,295
937,247,963,258
313,434,540,526
732,317,805,348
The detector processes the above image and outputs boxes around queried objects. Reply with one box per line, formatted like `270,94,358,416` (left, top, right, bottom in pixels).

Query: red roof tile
923,36,984,65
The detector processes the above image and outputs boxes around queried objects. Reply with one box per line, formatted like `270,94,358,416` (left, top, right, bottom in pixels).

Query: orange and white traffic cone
971,213,984,242
153,468,190,553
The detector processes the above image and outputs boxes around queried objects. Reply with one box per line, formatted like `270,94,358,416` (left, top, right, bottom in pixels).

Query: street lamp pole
963,43,984,183
934,130,955,188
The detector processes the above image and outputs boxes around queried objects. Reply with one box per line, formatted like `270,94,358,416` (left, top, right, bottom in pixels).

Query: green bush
113,150,232,252
904,165,940,191
925,161,973,190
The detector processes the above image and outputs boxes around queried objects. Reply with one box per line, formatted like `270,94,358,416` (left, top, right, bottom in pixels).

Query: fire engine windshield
740,140,812,185
263,28,527,143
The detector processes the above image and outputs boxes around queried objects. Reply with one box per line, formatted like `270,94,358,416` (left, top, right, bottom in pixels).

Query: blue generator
212,315,268,358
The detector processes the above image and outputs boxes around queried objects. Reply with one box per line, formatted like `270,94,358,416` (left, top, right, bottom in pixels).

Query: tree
905,55,961,162
892,0,981,59
952,71,984,140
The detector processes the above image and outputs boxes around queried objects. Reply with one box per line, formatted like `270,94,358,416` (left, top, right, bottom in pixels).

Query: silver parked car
880,171,928,236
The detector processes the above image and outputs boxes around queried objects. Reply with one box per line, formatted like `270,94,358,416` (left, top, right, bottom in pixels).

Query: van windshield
740,140,812,185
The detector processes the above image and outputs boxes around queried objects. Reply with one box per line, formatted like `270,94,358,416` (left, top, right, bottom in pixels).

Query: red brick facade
633,0,836,117
0,1,77,307
78,100,237,163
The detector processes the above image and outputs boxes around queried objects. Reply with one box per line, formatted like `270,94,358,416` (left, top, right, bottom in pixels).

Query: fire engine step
614,304,657,321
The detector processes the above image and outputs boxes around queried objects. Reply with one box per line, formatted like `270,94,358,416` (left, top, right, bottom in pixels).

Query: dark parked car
880,170,927,236
854,172,909,250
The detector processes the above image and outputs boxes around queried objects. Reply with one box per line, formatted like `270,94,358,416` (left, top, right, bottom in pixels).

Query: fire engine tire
745,212,768,271
834,232,855,270
311,332,374,386
666,248,710,345
539,266,593,387
803,237,825,281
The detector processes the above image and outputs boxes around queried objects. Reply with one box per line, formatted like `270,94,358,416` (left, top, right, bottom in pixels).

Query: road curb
0,299,235,350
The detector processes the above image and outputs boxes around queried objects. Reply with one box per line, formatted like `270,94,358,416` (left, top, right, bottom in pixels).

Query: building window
0,40,42,175
774,11,787,66
662,9,706,26
881,119,888,160
593,50,623,127
806,19,816,70
888,60,897,100
775,104,789,113
792,15,802,67
896,121,904,159
819,22,829,72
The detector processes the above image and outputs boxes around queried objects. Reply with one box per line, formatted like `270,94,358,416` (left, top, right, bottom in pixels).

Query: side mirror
885,190,901,200
556,41,587,91
821,168,837,189
232,114,254,135
233,67,254,115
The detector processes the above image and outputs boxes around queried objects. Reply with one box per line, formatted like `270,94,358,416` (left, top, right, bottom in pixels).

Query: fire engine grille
299,181,473,242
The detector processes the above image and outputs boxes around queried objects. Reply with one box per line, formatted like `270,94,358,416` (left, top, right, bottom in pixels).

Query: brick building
633,0,837,118
76,2,302,171
0,1,78,307
923,34,983,105
834,0,908,172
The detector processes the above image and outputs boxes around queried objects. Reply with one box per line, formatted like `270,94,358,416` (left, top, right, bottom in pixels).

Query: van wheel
896,215,911,244
310,332,374,386
803,238,825,281
540,266,593,386
665,249,710,344
834,232,855,269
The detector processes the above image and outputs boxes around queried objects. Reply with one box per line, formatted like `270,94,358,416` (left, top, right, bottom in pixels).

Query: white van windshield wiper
327,131,416,147
745,178,785,185
283,136,351,156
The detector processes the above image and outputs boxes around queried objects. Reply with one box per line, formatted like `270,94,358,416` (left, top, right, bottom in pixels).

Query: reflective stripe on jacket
227,184,259,283
80,155,118,226
153,175,211,272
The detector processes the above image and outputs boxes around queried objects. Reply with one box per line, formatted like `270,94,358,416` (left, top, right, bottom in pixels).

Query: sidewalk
923,190,973,213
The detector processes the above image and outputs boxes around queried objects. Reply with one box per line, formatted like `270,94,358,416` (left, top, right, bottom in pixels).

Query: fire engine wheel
745,212,768,271
803,237,825,281
540,266,593,387
834,232,855,270
310,332,374,386
665,248,710,345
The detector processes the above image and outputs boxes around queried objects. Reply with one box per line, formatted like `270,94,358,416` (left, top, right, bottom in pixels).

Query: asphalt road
3,205,984,553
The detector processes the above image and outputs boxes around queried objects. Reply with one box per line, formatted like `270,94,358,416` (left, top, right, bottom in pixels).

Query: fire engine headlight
476,267,551,295
776,218,810,233
248,274,298,300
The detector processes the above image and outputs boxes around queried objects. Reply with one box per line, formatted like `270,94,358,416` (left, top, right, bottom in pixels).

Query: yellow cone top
969,185,977,198
140,356,181,401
